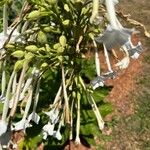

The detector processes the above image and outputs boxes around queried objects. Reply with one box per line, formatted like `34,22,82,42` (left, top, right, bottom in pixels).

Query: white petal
43,122,55,136
28,112,40,124
115,57,130,69
53,131,62,140
131,52,140,59
0,120,7,136
13,119,32,131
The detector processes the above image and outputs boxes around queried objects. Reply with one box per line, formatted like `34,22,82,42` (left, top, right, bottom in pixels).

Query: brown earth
102,0,150,150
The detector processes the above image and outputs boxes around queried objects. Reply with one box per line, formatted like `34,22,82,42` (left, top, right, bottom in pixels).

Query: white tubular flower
91,76,105,90
43,122,55,136
44,108,59,124
0,120,7,136
53,130,62,140
115,56,130,69
27,112,40,124
13,119,32,131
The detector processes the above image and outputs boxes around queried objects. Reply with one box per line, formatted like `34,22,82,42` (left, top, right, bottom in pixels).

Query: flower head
91,76,105,90
27,112,40,124
43,122,55,136
44,108,59,124
13,119,32,131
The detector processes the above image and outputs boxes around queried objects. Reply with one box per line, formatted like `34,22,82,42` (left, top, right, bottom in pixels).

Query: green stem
2,71,16,121
3,4,8,35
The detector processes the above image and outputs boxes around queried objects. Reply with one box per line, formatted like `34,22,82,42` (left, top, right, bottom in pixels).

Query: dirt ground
101,0,150,150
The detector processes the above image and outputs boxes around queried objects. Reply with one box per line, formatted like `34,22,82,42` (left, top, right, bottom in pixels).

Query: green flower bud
64,4,70,12
25,45,39,52
11,50,25,58
53,43,61,49
59,35,67,47
37,31,47,44
5,44,15,49
62,20,70,26
25,52,34,61
14,60,24,72
27,10,41,20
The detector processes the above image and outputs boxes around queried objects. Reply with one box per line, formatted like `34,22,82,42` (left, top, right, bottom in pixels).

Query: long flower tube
61,65,70,124
69,98,74,140
1,60,6,101
103,44,113,72
79,77,104,130
19,67,36,101
27,77,41,124
93,40,100,76
12,73,17,94
2,71,16,121
90,0,99,23
13,86,33,131
75,91,81,144
105,0,118,29
89,95,104,130
3,4,8,36
9,61,28,118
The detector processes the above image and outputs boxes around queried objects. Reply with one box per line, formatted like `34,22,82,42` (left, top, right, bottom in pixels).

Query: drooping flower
44,108,59,124
42,122,55,137
91,76,105,90
27,112,40,124
13,119,32,131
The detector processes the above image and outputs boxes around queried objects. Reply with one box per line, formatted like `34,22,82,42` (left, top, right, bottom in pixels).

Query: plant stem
2,71,16,121
3,4,8,35
9,62,28,117
61,65,70,124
